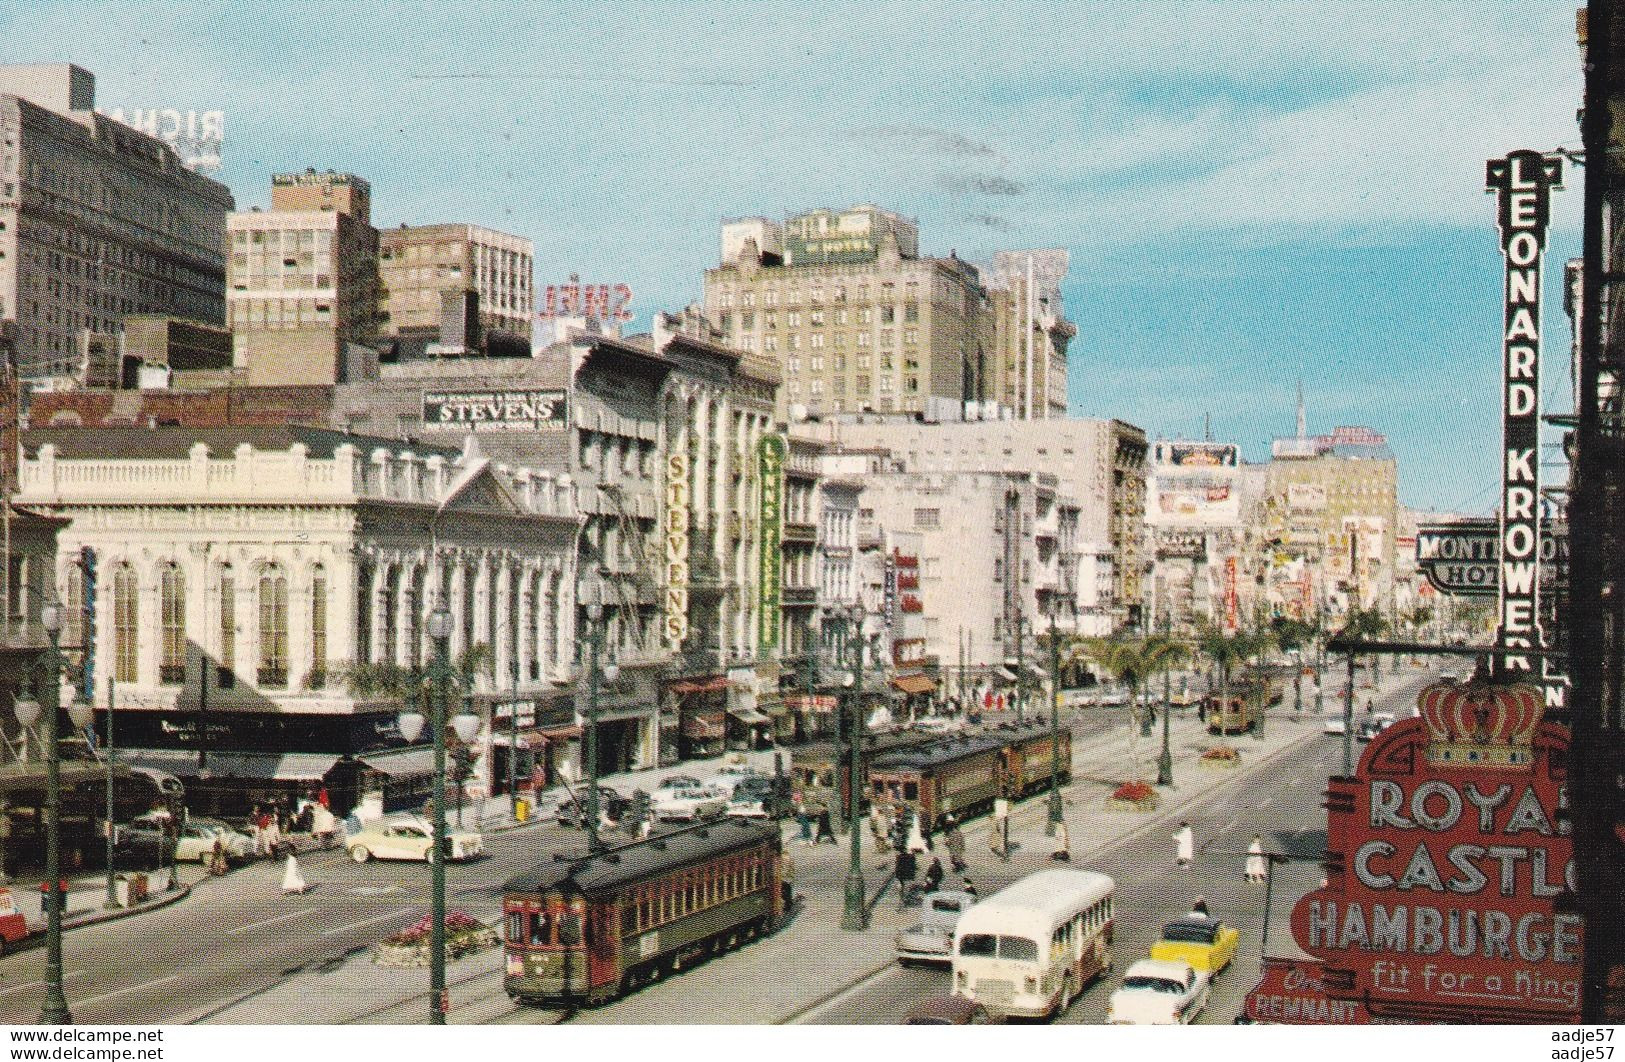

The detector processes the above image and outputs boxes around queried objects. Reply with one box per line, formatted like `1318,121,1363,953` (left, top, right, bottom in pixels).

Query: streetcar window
904,783,919,801
506,912,523,942
529,912,551,947
559,913,583,947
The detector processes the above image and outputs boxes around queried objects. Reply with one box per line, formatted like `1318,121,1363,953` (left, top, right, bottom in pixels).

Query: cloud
965,214,1014,231
848,125,1001,160
938,173,1026,196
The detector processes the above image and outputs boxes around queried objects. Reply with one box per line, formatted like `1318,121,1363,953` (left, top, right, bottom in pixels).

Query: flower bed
1199,745,1241,769
372,911,498,968
1106,780,1159,812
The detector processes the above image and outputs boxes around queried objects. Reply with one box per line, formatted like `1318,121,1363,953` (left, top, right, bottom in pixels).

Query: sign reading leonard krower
664,453,690,646
757,434,785,650
422,389,568,433
1287,675,1580,1023
1486,150,1561,689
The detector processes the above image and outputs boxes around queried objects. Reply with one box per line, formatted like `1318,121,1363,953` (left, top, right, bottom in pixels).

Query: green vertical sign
758,434,786,651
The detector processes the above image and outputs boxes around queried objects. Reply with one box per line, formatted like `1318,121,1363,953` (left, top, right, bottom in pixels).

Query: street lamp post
582,603,619,854
839,607,867,931
103,674,115,909
1046,612,1063,833
508,656,519,822
1158,613,1175,787
32,603,70,1023
399,607,451,1025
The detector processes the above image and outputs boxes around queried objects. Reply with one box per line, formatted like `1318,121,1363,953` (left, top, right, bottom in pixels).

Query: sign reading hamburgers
1288,673,1580,1022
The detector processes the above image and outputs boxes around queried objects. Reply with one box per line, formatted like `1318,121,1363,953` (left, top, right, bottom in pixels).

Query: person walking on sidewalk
1246,835,1268,882
869,802,891,853
815,806,837,845
923,855,945,894
796,802,813,848
895,850,918,909
991,797,1011,862
1174,821,1195,868
944,815,967,874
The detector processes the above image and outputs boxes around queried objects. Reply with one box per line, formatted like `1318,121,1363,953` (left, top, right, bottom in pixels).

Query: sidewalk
200,674,1424,1025
3,864,200,944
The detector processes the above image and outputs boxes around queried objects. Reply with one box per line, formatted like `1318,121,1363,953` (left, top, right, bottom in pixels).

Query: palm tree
1344,608,1389,681
1087,636,1186,770
1196,624,1249,731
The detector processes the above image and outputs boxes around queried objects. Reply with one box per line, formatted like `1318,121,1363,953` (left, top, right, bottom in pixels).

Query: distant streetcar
502,818,782,1007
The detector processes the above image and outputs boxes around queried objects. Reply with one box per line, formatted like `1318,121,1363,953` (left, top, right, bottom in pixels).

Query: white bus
951,867,1115,1019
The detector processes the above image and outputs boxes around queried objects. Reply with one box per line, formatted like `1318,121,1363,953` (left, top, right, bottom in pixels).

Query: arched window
159,563,186,684
258,565,288,688
112,564,137,684
309,565,327,690
219,563,236,689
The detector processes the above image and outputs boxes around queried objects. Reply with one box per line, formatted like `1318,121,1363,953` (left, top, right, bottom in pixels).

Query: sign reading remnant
664,453,690,647
757,434,786,650
1244,957,1369,1024
422,389,568,433
1288,676,1580,1024
1485,150,1561,684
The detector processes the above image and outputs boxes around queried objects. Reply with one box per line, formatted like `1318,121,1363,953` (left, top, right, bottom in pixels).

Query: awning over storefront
890,674,936,696
537,724,583,741
199,752,341,782
1026,664,1049,679
681,712,726,739
119,748,204,777
671,676,729,695
997,668,1018,682
785,694,839,713
357,747,436,779
728,707,771,725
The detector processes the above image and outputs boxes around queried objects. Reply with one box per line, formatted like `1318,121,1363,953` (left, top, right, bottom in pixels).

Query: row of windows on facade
24,157,215,243
714,276,951,309
786,353,921,374
721,304,922,329
785,376,920,398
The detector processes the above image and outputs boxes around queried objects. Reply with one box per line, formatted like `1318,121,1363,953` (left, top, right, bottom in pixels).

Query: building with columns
15,426,579,814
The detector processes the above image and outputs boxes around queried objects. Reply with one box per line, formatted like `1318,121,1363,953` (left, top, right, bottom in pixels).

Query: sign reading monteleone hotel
1286,675,1580,1022
1485,150,1561,685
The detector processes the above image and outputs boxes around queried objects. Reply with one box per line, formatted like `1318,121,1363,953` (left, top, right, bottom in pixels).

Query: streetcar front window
529,912,551,947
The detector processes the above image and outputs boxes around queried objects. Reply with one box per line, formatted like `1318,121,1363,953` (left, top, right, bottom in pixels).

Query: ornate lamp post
582,603,619,854
102,676,116,908
1157,612,1175,787
508,655,520,821
839,605,867,931
27,603,71,1023
397,605,476,1026
1046,611,1063,833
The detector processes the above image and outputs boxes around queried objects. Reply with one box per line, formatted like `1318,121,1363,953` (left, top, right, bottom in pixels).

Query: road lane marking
227,908,316,936
0,971,86,997
1261,798,1276,808
320,907,414,937
74,974,179,1008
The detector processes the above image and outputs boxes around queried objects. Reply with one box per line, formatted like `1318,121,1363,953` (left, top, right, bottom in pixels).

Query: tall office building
703,205,994,421
379,223,533,347
226,170,379,386
981,250,1074,418
0,63,234,385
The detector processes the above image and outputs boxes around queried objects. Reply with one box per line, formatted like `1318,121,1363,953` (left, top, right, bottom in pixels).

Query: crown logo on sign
1417,672,1544,770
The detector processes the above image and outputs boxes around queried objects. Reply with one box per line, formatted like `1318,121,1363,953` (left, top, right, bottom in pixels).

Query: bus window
1000,937,1038,962
960,933,997,957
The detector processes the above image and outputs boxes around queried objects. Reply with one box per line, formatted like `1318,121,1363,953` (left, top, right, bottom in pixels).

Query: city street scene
0,0,1621,1044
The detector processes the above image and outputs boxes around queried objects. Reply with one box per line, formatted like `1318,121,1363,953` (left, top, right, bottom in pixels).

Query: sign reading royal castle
1286,674,1580,1023
664,453,690,646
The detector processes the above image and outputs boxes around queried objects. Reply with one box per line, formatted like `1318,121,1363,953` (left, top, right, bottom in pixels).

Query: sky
0,1,1585,513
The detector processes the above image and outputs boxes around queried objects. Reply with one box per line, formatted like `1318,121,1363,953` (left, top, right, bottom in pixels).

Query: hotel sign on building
757,435,785,650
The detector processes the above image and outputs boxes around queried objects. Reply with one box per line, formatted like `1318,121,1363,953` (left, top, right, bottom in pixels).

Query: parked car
555,786,632,828
651,781,727,821
894,890,977,966
913,717,963,735
725,776,778,818
1149,916,1239,976
1323,714,1347,735
1106,958,1211,1025
902,995,998,1025
705,763,769,796
111,823,176,869
131,813,254,863
346,814,483,863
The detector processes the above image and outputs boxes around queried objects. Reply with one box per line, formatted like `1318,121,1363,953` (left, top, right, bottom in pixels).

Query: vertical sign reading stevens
757,435,786,650
665,452,691,647
1486,151,1562,691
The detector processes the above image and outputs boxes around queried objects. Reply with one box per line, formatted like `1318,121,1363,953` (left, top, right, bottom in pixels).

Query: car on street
901,995,998,1025
895,889,977,966
725,776,778,818
555,786,632,828
1323,714,1347,735
133,814,255,862
111,823,176,869
913,717,964,735
705,763,769,795
346,814,483,863
1149,916,1239,976
651,780,727,821
1357,712,1397,742
1106,958,1211,1025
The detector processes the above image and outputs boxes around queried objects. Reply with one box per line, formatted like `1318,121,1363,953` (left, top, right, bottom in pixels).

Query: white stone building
15,426,579,813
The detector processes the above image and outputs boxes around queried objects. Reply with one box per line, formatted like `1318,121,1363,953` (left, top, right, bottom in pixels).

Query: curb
13,882,193,950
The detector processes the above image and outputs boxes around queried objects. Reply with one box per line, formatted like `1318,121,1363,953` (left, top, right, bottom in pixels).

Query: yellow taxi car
1149,916,1239,975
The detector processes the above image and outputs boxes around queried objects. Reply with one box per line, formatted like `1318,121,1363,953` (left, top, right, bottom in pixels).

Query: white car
705,764,769,796
1107,958,1211,1025
895,890,977,966
346,815,483,863
1323,714,1348,735
651,783,727,821
913,717,964,735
